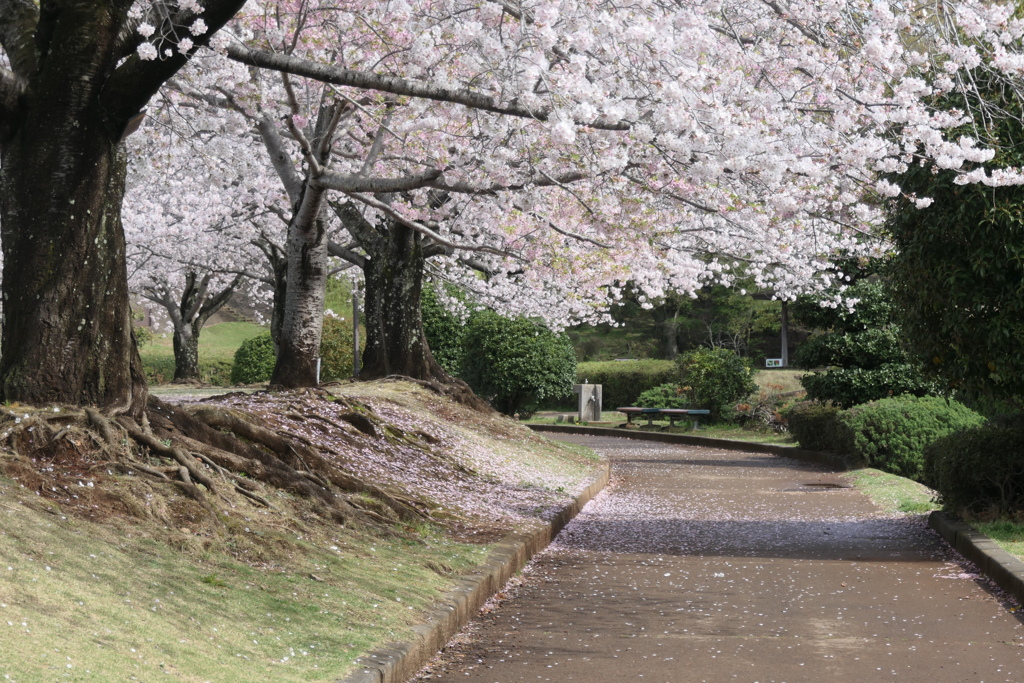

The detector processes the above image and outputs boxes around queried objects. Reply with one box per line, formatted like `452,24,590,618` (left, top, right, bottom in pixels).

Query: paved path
412,435,1024,682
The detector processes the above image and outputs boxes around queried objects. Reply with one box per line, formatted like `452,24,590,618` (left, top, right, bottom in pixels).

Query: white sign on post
765,358,783,368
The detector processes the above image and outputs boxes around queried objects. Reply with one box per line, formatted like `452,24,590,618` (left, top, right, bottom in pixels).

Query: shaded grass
845,468,940,515
0,382,606,681
0,498,487,681
140,322,267,385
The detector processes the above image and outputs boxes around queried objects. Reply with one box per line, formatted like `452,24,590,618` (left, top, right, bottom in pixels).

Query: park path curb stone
528,423,851,471
928,510,1024,605
339,460,611,683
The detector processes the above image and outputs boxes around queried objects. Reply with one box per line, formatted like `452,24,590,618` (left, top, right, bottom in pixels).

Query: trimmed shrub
460,312,577,417
230,333,276,384
675,348,758,422
840,395,985,480
421,285,466,375
786,402,847,453
319,315,356,381
576,360,676,408
925,425,1024,514
794,328,903,370
636,383,690,410
144,356,235,386
801,363,943,409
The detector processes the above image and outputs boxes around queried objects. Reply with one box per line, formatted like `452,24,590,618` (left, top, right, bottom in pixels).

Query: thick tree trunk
358,222,450,382
172,327,201,382
0,116,146,413
270,215,328,388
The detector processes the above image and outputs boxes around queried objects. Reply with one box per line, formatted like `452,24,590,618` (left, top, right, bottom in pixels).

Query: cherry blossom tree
5,0,1024,409
123,91,282,381
209,0,1024,385
0,0,246,412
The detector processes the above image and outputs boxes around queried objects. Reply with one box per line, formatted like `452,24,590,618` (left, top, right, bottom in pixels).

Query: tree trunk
270,214,328,388
172,328,201,382
0,0,245,412
358,222,450,382
0,116,146,413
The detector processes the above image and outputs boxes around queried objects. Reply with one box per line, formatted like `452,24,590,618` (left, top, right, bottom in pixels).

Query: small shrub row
786,395,984,481
144,357,233,386
925,425,1024,515
635,383,690,410
801,363,943,409
576,359,676,409
229,316,359,385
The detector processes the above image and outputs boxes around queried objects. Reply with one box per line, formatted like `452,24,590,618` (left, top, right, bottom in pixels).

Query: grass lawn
139,321,267,385
971,520,1024,560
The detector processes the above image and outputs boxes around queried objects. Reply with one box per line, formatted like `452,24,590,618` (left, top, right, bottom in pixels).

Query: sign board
765,358,783,368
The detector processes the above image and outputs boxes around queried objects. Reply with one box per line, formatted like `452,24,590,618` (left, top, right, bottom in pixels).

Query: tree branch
100,0,248,137
0,0,39,76
345,192,518,259
327,240,367,268
256,114,304,204
226,45,630,131
316,168,443,193
0,66,26,134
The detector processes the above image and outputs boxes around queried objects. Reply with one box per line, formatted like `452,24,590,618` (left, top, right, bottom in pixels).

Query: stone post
573,384,602,422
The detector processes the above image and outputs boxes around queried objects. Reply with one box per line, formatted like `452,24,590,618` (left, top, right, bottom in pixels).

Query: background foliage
459,311,577,417
675,347,758,422
886,77,1024,399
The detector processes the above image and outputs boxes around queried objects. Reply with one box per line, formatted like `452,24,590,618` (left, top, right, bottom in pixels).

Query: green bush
459,312,577,417
925,425,1024,514
421,285,466,375
133,325,154,349
794,328,903,370
230,333,276,384
801,363,942,409
575,360,676,408
319,315,356,381
840,396,985,480
675,348,758,422
635,383,690,410
143,357,232,386
786,401,847,453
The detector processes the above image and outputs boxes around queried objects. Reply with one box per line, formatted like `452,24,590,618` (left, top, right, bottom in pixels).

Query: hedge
787,396,984,481
576,360,676,409
925,424,1024,514
143,357,233,386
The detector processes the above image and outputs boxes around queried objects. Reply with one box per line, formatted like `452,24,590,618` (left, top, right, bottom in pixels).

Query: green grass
754,369,805,395
139,321,267,385
0,498,488,681
845,468,940,515
971,520,1024,561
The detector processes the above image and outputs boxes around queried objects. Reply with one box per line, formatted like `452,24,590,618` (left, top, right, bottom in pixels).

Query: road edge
340,460,611,683
928,511,1024,605
527,423,850,471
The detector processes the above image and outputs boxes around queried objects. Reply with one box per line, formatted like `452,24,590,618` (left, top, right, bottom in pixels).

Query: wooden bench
617,407,711,429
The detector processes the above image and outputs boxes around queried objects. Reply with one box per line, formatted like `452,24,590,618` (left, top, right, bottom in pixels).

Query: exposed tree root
0,391,436,532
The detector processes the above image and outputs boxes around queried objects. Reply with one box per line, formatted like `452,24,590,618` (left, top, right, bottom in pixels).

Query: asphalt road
410,435,1024,683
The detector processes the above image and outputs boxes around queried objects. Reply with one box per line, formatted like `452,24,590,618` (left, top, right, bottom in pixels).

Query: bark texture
0,0,246,410
359,222,450,381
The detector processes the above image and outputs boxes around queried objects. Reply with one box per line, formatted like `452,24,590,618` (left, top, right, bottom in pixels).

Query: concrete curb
340,460,611,683
528,423,851,471
928,510,1024,605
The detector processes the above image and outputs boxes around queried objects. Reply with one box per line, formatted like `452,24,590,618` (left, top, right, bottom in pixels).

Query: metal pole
352,287,361,377
780,299,789,368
